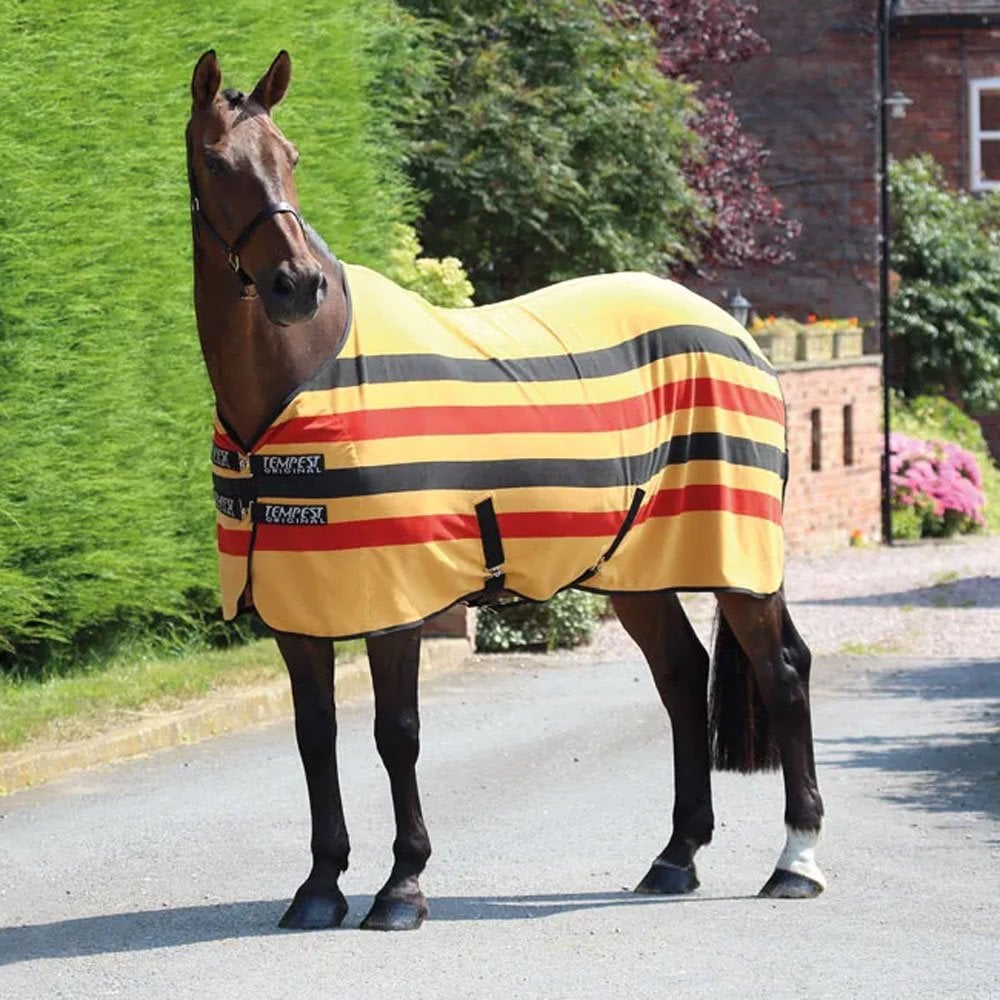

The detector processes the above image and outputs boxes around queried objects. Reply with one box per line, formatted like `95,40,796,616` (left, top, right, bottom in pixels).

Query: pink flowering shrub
890,432,986,537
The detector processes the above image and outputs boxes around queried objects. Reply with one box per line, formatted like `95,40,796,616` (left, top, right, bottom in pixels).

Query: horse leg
612,592,713,894
275,633,351,929
715,591,826,898
360,625,431,931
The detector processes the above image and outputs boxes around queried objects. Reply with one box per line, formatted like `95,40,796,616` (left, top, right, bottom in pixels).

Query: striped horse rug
211,264,788,639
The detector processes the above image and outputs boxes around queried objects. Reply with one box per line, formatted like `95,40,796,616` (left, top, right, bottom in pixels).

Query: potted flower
832,317,863,358
797,315,835,361
750,315,799,364
798,315,864,360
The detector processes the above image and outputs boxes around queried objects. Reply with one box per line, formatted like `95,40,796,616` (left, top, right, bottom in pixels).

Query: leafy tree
388,224,475,307
888,156,1000,411
622,0,800,274
397,0,700,301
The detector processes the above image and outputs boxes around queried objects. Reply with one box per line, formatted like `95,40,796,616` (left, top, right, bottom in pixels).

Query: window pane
981,90,1000,131
982,139,1000,182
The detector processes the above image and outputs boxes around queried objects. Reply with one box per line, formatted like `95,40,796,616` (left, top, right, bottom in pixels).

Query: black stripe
213,432,785,503
305,323,775,392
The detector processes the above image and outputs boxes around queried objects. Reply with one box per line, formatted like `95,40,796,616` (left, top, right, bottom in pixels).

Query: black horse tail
708,611,781,773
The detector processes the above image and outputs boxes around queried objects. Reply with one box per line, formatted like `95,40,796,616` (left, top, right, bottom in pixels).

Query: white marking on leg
777,825,826,888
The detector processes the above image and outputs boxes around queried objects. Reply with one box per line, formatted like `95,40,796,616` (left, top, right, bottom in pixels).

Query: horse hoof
278,887,349,930
360,894,428,931
634,859,700,895
758,868,825,900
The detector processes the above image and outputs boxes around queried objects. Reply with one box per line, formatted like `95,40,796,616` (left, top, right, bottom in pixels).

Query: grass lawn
0,638,365,754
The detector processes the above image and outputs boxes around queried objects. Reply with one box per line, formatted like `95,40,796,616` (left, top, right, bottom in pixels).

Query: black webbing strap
474,497,506,603
603,487,646,562
573,487,647,585
211,443,244,473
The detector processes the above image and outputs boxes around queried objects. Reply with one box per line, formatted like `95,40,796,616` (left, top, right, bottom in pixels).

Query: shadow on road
817,659,1000,824
800,576,1000,608
0,890,752,964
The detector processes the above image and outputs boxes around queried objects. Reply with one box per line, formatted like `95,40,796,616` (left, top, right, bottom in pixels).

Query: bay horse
187,50,825,932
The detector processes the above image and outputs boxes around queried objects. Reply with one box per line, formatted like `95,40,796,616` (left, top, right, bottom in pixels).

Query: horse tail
708,610,781,773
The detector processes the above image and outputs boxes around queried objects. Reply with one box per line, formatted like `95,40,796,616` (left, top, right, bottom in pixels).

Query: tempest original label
257,454,325,476
214,491,243,520
256,503,328,526
211,444,243,472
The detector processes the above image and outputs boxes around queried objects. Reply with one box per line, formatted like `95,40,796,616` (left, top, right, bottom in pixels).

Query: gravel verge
585,535,1000,661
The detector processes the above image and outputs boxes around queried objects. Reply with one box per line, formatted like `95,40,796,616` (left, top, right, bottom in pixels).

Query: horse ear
251,51,292,112
192,50,221,109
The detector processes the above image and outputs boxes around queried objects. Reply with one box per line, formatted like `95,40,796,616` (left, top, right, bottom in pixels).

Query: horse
186,49,825,932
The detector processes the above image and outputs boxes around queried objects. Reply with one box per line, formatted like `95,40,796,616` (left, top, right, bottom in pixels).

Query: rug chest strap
475,497,506,602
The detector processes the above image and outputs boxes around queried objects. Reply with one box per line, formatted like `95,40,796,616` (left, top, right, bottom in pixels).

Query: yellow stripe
590,511,784,593
341,266,769,364
281,353,782,424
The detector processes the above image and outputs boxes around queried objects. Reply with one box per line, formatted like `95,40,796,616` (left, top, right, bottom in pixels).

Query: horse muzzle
262,262,328,325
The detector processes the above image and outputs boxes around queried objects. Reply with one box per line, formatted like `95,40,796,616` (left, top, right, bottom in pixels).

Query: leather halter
189,170,306,300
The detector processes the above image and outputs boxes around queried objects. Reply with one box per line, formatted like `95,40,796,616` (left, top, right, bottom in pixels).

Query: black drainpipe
878,0,894,545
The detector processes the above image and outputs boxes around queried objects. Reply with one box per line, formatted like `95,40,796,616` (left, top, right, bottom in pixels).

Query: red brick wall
890,25,1000,190
693,0,880,324
779,357,883,551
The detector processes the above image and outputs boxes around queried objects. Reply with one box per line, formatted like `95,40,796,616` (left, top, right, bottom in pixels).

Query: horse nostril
316,272,328,296
273,270,296,297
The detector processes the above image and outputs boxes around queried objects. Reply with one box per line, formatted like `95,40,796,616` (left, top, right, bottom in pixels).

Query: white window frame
970,77,1000,192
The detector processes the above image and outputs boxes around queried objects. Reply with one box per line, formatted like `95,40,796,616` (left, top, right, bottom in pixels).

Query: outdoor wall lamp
885,90,912,119
727,290,752,328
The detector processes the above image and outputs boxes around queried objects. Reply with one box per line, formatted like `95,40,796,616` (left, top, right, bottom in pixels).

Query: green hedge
0,1,420,669
476,591,608,652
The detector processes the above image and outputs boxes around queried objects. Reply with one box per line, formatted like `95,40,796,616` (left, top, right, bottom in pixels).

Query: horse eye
206,156,227,177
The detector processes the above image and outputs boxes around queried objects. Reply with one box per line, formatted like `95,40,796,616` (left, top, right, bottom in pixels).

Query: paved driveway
1,646,997,999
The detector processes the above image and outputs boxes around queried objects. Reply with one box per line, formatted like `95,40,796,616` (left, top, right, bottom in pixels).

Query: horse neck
193,244,347,449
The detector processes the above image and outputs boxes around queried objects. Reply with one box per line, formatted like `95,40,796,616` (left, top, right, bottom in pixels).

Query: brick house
692,2,887,548
891,2,1000,193
691,2,1000,549
701,0,1000,320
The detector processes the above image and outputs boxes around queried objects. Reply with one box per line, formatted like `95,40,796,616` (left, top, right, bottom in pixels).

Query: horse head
187,50,327,326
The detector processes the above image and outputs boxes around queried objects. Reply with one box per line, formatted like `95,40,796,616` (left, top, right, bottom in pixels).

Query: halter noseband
189,176,306,300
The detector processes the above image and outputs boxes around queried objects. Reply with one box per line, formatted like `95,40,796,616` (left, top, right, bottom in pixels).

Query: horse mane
303,221,336,266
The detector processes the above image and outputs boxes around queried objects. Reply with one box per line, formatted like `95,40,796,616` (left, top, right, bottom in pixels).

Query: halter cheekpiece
189,174,306,300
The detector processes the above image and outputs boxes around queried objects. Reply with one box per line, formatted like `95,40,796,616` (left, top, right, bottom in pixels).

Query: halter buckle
226,250,241,273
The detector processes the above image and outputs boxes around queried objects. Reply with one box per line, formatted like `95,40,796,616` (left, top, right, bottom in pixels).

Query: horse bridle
188,161,306,300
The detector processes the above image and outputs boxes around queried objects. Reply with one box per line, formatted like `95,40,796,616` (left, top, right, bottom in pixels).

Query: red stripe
260,377,783,447
217,524,252,557
644,484,782,524
213,429,242,453
247,486,780,554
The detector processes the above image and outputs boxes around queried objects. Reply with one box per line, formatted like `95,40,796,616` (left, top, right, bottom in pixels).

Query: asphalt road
1,650,998,999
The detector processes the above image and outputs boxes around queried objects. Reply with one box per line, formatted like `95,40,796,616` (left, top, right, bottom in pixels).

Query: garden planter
796,329,834,362
833,327,863,358
752,332,796,365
